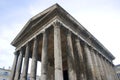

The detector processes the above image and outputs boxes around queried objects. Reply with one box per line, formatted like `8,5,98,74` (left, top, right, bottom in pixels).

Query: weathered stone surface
21,42,30,80
100,56,108,80
30,37,39,80
91,50,102,80
10,4,118,80
9,52,19,80
41,30,48,80
104,59,113,80
83,44,95,80
14,48,24,80
66,30,77,80
75,37,86,80
53,21,63,80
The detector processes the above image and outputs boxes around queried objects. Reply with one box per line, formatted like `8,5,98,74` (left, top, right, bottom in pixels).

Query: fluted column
96,53,105,80
109,64,116,80
66,30,76,80
14,48,24,80
41,30,48,80
100,56,108,80
108,62,116,80
75,37,86,80
111,65,119,80
53,21,63,80
9,52,19,80
104,59,112,80
47,64,54,80
99,55,107,80
21,42,30,80
30,37,39,80
83,43,95,80
91,50,102,80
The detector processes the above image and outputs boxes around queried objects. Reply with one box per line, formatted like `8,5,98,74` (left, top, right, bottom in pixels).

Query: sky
0,0,120,74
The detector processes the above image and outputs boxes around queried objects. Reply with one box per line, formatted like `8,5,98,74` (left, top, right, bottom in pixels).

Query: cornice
11,3,115,62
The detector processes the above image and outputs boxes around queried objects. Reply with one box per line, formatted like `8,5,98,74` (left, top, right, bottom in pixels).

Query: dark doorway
63,70,68,80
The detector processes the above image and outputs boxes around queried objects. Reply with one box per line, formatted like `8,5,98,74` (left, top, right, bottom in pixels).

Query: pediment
11,4,62,46
11,3,86,47
11,3,115,61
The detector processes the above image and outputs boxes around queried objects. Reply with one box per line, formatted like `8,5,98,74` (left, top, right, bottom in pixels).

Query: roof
11,3,59,45
11,3,115,61
116,64,120,67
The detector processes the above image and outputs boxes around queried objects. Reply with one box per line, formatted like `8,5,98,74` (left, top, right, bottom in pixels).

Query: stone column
53,21,63,80
106,61,118,80
111,64,119,80
83,43,95,80
9,52,19,80
99,55,108,80
104,59,112,80
108,62,116,80
91,50,102,80
41,30,48,80
14,48,24,80
66,30,76,80
96,53,105,80
30,36,39,80
21,42,30,80
75,37,86,80
47,64,54,80
109,63,115,80
100,56,108,80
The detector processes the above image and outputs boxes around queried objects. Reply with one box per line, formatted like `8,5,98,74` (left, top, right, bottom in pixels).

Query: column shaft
99,55,107,80
111,65,119,80
21,42,30,80
91,50,102,80
109,64,116,80
14,48,24,80
100,56,109,80
30,37,39,80
47,64,54,80
53,21,63,80
104,60,112,80
83,44,95,80
96,53,106,80
9,52,19,80
41,30,48,80
75,37,86,80
108,62,116,80
66,30,76,80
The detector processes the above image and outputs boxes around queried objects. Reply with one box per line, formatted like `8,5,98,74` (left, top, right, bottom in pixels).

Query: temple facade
10,4,118,80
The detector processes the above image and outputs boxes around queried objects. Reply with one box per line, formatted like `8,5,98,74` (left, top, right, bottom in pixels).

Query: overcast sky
0,0,120,72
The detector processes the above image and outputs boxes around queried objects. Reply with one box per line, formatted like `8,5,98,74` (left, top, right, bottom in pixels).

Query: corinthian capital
53,20,62,27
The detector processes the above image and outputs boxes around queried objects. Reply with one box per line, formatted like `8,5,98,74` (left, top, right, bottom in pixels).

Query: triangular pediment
11,4,62,46
11,3,115,61
11,3,86,46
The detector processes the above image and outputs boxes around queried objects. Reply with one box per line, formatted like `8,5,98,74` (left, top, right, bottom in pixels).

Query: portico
10,4,118,80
